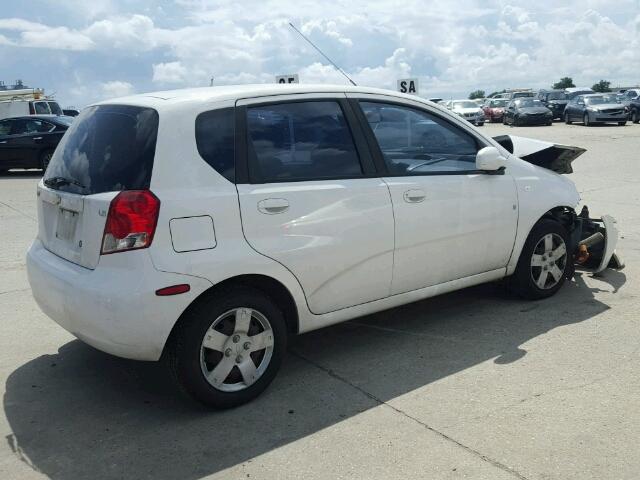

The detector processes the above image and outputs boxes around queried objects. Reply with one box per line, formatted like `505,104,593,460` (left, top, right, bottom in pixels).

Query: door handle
258,198,290,214
33,137,43,140
403,189,426,203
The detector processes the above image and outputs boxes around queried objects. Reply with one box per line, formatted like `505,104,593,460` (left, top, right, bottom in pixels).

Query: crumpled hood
493,135,586,174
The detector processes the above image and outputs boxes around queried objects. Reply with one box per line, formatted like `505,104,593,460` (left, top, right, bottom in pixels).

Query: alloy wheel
200,307,274,392
530,233,567,290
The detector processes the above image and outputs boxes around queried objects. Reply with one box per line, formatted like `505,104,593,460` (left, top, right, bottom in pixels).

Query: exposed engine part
579,232,604,248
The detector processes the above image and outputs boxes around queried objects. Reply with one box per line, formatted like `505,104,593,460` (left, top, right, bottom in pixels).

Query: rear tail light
101,190,160,254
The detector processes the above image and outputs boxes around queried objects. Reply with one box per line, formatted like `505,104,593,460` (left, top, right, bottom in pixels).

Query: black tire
477,122,484,127
166,286,287,408
583,113,590,126
503,116,508,125
40,149,54,171
564,112,572,124
618,121,626,126
546,121,552,126
507,219,570,300
632,110,639,124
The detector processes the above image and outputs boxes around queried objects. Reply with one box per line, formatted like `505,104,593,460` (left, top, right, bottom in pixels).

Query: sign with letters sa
397,78,419,95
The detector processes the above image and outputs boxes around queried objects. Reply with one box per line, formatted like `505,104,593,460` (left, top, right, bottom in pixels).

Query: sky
0,0,639,108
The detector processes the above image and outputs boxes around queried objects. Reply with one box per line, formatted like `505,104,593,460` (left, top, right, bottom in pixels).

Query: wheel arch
507,204,578,275
162,274,300,358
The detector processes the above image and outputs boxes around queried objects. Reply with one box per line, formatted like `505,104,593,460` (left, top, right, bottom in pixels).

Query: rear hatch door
38,104,159,269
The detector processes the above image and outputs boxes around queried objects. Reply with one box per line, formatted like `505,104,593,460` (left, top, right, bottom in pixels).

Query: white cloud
1,1,640,102
100,80,134,98
152,62,188,84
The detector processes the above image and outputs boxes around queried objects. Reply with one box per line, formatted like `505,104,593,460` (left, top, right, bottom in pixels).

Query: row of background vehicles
443,87,640,127
0,81,78,173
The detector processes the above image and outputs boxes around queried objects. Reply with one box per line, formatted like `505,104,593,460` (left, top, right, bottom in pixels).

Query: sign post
276,74,300,84
397,78,419,95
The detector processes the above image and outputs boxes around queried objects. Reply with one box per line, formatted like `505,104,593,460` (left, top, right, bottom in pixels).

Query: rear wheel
564,112,572,124
40,149,54,171
618,121,627,126
167,286,287,408
507,219,570,300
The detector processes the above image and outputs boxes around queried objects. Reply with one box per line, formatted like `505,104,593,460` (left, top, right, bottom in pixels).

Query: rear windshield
44,105,159,194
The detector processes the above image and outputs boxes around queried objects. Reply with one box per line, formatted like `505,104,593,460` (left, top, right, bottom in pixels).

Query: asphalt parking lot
0,121,638,480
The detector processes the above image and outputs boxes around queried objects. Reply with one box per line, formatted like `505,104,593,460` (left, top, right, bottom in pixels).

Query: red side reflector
155,284,190,296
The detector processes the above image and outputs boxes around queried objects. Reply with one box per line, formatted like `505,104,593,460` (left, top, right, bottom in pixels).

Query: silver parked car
564,94,628,126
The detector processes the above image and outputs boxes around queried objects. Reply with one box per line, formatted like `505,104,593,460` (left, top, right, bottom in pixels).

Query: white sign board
276,74,299,84
397,78,419,95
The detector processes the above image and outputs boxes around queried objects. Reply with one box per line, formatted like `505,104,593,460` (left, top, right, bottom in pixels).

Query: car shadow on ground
4,271,625,479
0,169,43,179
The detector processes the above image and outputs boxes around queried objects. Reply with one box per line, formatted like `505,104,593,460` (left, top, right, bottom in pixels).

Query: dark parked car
482,98,508,122
0,115,73,173
537,89,568,120
503,98,553,126
628,96,640,123
564,94,627,126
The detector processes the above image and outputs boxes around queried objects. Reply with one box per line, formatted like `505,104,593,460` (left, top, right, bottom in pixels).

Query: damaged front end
493,133,624,275
551,206,625,277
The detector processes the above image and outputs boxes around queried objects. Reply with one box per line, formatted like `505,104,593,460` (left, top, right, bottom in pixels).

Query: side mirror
476,146,506,173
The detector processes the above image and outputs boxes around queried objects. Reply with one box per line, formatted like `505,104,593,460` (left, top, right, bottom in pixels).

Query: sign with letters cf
397,78,419,95
276,74,299,84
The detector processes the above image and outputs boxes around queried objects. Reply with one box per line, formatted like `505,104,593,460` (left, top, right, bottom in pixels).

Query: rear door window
246,101,363,183
44,105,159,194
0,120,12,136
195,107,235,182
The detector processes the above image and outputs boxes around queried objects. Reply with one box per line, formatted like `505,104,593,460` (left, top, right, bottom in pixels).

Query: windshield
452,101,478,109
546,91,567,100
44,104,159,194
489,99,508,107
585,95,619,105
515,99,543,107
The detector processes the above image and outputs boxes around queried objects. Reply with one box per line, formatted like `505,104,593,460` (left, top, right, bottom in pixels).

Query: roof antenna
288,22,357,86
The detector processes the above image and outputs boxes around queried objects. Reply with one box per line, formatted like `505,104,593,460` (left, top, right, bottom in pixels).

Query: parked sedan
447,100,485,126
0,115,72,173
503,98,553,126
482,98,508,122
628,96,640,123
564,94,627,126
537,90,568,120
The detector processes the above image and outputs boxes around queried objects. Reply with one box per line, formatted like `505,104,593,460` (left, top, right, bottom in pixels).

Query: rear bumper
26,239,212,361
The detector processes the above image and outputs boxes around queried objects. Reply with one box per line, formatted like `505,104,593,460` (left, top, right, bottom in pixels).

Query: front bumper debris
572,207,624,274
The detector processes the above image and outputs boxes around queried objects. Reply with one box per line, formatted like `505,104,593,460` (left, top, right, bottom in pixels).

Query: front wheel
618,121,627,126
632,110,639,124
507,219,570,300
40,149,54,171
564,112,572,124
583,113,591,126
167,287,287,408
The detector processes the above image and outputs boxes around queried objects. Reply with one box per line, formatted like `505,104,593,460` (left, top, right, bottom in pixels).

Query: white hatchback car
27,84,623,408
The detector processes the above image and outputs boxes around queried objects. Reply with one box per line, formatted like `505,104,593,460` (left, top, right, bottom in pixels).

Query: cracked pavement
0,122,638,479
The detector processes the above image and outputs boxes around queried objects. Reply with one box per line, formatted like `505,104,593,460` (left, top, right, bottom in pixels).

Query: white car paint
26,83,613,362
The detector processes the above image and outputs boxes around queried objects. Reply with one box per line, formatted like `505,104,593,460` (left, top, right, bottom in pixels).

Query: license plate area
55,208,79,242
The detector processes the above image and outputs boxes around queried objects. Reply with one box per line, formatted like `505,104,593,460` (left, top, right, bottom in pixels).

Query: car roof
92,84,438,111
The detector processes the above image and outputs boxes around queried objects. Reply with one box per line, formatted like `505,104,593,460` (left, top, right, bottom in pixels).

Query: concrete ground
0,121,638,480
